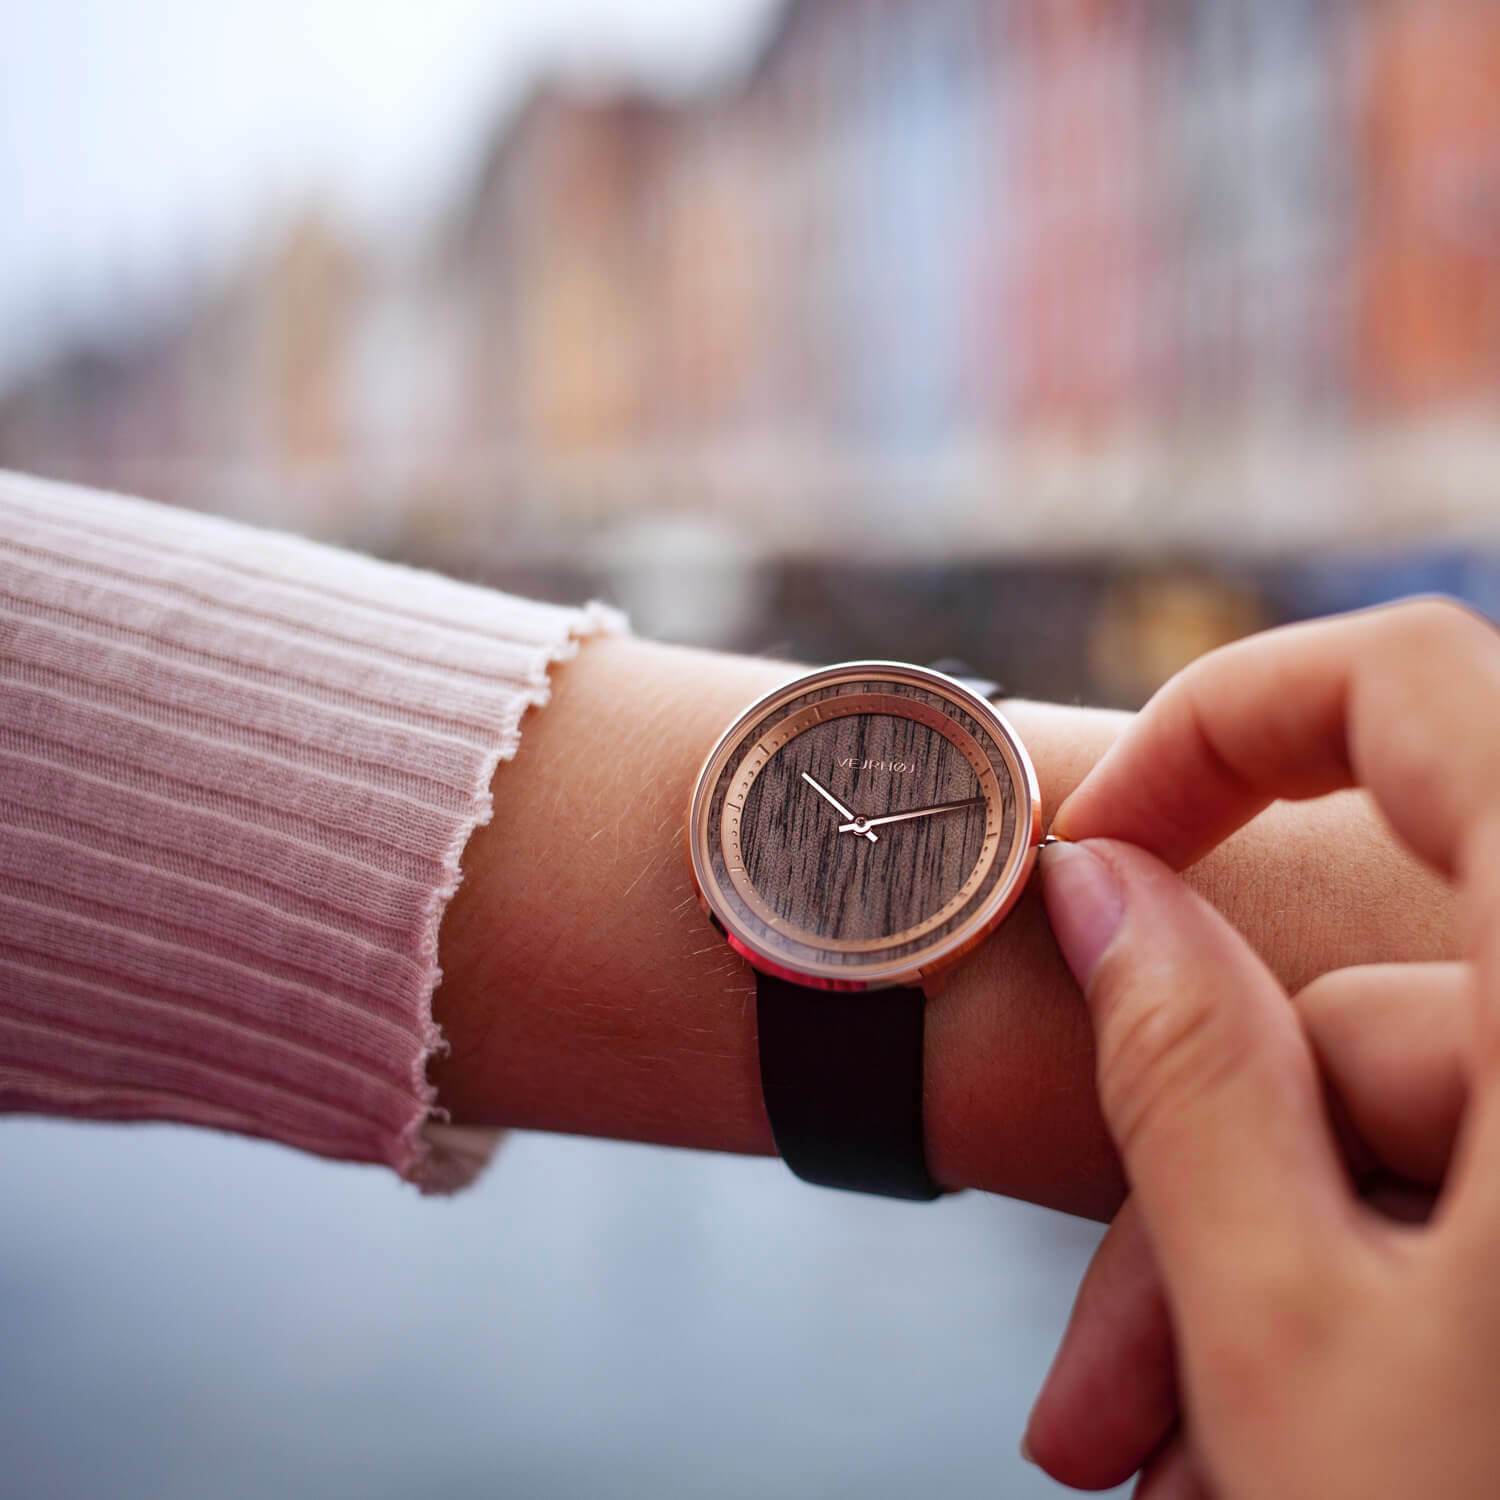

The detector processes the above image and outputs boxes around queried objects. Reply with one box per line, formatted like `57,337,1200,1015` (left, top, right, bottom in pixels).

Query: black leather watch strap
755,973,942,1200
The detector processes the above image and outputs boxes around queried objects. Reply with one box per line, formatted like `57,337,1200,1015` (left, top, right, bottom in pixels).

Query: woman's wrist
919,698,1452,1214
431,636,1457,1218
431,635,786,1156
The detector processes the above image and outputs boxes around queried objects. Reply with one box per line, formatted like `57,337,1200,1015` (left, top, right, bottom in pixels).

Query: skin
1028,598,1500,1498
1026,964,1470,1496
431,632,1457,1221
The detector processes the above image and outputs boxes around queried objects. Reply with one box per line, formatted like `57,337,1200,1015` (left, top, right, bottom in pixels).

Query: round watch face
687,662,1042,990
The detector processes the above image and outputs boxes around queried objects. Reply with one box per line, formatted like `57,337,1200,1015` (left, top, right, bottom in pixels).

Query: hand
837,796,985,835
799,770,878,842
1025,962,1466,1495
1028,599,1500,1498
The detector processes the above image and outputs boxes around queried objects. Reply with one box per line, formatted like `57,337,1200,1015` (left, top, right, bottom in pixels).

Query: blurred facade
2,0,1499,693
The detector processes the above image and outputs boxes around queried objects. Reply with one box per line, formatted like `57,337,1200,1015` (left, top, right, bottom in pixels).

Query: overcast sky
0,0,779,385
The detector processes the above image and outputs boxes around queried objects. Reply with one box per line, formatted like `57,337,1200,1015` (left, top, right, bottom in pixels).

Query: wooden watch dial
687,664,1041,991
738,701,992,943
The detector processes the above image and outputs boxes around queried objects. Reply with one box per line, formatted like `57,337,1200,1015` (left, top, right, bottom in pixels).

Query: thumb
1041,839,1348,1312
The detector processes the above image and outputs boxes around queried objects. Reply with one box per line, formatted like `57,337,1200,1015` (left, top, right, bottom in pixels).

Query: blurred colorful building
1,0,1498,560
1359,0,1500,410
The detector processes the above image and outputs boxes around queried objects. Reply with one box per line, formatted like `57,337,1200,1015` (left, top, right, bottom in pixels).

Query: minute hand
839,797,986,833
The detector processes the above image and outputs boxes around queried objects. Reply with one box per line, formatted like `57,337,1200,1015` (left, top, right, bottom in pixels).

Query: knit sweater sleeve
0,470,627,1192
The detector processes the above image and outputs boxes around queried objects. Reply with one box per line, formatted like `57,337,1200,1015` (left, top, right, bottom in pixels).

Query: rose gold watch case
686,660,1044,992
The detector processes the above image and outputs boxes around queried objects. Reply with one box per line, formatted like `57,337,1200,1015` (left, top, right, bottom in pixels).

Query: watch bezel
686,660,1043,992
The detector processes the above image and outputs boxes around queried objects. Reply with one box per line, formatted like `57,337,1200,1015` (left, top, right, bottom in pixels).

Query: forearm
432,636,1457,1218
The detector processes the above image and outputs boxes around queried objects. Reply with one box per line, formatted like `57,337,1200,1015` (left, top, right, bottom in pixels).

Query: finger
1043,597,1500,1241
1042,838,1349,1322
1025,1198,1176,1492
1134,1434,1212,1500
1051,598,1500,883
1030,962,1465,1492
1297,962,1469,1186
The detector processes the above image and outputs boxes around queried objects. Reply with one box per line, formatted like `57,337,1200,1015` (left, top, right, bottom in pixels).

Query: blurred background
2,0,1499,1495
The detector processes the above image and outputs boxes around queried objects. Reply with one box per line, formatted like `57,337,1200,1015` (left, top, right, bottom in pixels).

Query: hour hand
838,797,986,834
800,772,877,842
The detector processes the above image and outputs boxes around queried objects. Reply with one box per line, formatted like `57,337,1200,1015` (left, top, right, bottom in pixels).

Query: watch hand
799,772,878,843
838,797,986,834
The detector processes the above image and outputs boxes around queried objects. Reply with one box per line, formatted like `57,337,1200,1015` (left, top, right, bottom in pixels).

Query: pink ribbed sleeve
0,470,626,1191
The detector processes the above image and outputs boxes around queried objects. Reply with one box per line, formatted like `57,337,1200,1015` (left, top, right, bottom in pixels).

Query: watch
686,660,1044,1199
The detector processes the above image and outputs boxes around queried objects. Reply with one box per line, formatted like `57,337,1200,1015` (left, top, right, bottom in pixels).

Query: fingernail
1041,840,1125,989
1019,1433,1036,1466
